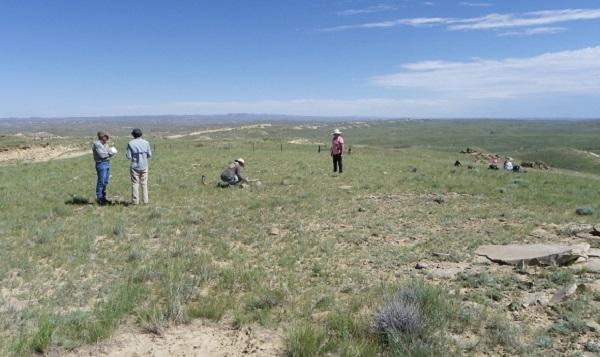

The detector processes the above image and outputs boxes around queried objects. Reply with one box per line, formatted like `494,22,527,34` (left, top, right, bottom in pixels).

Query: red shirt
331,136,344,155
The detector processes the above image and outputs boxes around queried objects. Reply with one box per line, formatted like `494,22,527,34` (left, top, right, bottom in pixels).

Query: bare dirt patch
166,124,272,139
0,145,88,164
287,138,324,145
65,320,283,357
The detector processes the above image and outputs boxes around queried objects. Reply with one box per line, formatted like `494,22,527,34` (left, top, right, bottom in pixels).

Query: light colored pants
131,168,149,204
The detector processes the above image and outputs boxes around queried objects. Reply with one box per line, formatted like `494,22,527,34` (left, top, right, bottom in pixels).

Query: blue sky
2,0,600,118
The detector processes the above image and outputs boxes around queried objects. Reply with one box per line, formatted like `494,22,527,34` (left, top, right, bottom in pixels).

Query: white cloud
321,17,450,32
459,2,492,7
371,46,600,99
337,4,395,16
321,8,600,32
449,8,600,30
498,26,566,36
423,2,435,6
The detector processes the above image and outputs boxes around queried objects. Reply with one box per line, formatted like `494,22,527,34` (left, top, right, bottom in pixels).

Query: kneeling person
220,158,245,186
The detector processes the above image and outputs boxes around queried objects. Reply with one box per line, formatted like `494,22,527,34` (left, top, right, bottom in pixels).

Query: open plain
1,119,600,356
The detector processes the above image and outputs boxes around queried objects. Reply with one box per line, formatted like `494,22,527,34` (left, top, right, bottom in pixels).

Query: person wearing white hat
92,131,117,204
220,158,246,186
330,129,345,173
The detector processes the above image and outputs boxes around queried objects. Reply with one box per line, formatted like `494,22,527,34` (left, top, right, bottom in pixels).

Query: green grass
2,120,600,355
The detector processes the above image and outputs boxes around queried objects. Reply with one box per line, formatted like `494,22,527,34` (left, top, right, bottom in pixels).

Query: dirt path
166,124,272,139
0,145,88,164
65,320,284,357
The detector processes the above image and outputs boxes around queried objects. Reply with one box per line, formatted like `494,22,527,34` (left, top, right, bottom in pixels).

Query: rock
358,207,366,212
433,195,445,204
496,187,506,193
586,320,600,332
589,249,600,258
585,341,600,353
594,224,600,233
281,179,291,186
530,228,558,240
269,227,280,236
520,292,550,307
475,243,590,266
583,259,600,273
576,207,595,216
410,166,417,173
339,185,352,190
560,223,594,235
415,262,428,270
550,283,578,304
576,232,599,240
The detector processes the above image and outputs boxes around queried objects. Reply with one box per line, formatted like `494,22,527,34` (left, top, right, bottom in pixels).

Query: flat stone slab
475,243,590,266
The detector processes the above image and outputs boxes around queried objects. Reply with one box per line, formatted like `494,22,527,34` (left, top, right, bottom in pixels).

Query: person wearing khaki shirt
126,128,152,204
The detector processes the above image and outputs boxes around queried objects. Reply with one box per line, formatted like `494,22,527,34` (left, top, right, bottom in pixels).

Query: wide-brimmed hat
97,131,109,139
331,129,342,135
235,158,245,166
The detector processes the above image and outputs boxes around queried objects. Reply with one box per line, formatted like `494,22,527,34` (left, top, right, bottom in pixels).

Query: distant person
220,158,246,186
126,128,152,204
330,129,344,173
489,157,499,170
504,158,514,171
92,131,117,204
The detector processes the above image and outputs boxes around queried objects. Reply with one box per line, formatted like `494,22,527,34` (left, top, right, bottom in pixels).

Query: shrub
373,288,421,338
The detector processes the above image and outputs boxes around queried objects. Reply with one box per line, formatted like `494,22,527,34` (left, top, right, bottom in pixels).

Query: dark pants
332,154,343,173
95,161,110,202
220,172,240,185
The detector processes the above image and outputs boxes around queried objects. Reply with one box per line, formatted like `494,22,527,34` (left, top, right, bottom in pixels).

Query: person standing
92,131,116,204
503,157,514,172
126,128,152,204
330,129,344,173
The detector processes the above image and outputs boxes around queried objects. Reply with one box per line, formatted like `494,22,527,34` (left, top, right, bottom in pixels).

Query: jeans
95,161,110,202
332,154,343,173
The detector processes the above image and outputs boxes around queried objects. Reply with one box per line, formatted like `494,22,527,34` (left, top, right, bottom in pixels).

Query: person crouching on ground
331,129,344,173
92,131,116,204
220,158,245,186
489,157,499,170
126,128,152,204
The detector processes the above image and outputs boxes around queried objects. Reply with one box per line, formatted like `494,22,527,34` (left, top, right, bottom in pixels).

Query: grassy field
1,120,600,356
